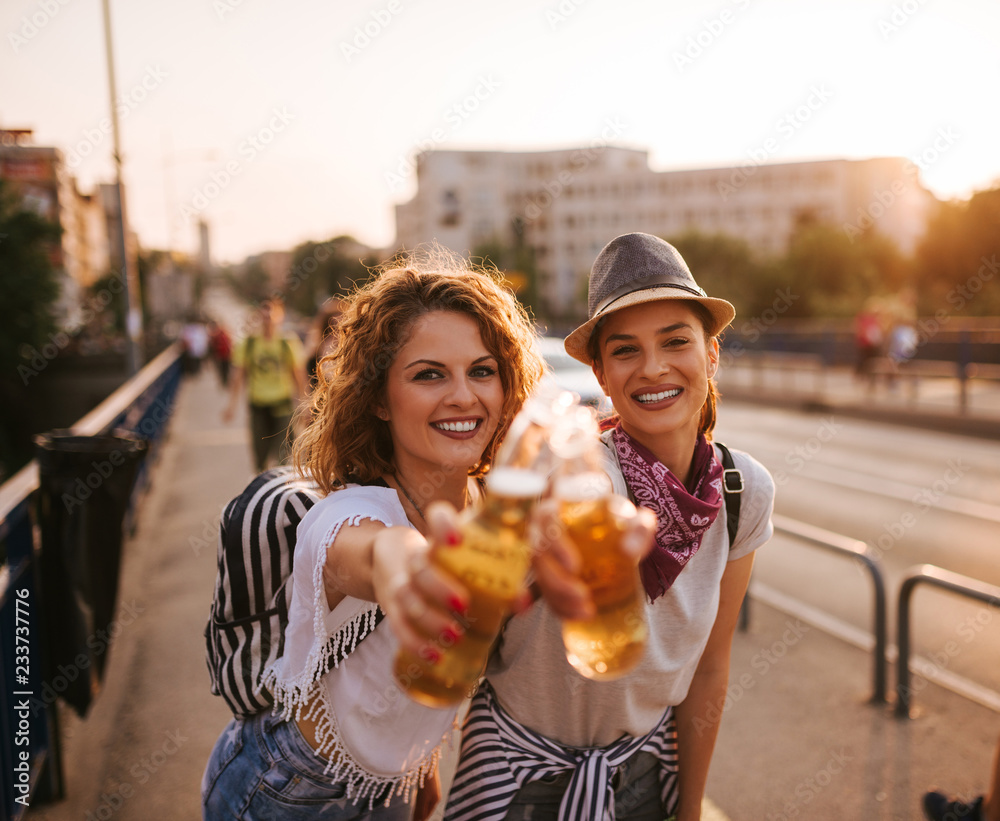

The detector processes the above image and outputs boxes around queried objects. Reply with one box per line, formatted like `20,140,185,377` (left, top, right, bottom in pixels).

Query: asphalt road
715,402,1000,701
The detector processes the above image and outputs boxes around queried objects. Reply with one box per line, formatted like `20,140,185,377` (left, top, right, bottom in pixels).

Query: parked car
537,336,614,417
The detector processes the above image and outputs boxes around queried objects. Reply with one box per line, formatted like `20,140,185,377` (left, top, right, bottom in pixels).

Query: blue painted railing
0,343,183,821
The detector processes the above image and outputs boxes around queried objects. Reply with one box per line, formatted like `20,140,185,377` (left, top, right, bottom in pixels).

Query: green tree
0,178,62,478
913,186,1000,316
283,235,375,316
664,230,787,319
775,222,908,317
240,259,272,305
472,226,541,320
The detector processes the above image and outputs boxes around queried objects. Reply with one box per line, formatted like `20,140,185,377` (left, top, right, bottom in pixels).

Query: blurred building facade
0,129,122,328
395,147,936,316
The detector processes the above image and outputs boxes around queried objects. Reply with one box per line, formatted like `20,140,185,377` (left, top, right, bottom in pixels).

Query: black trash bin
34,428,148,717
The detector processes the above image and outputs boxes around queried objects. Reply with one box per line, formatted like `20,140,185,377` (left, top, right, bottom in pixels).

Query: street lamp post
102,0,144,376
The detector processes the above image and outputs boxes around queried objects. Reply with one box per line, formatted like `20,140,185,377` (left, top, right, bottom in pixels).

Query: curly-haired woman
202,249,544,821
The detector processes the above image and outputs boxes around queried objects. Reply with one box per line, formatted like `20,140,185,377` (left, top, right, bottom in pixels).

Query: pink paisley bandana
611,425,724,601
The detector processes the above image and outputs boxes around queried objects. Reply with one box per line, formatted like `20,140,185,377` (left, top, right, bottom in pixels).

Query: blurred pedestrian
306,297,346,389
207,320,233,387
885,287,919,387
223,297,306,472
854,296,885,384
923,730,999,820
181,317,210,375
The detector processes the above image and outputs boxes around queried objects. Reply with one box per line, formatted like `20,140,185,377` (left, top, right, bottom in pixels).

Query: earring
376,408,389,421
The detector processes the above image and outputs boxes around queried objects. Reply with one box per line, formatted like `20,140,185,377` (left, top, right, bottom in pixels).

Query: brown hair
590,299,720,440
293,249,545,494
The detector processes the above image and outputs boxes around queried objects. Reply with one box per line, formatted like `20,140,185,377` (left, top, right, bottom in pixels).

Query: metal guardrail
895,564,1000,718
725,351,1000,415
0,343,183,821
768,514,889,704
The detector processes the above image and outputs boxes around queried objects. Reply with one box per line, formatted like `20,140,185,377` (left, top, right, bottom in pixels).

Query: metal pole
102,0,144,376
773,515,889,704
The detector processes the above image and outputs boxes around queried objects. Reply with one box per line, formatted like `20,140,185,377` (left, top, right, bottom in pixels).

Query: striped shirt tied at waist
445,683,678,821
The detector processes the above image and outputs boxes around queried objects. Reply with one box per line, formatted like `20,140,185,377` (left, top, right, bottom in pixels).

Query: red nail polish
442,627,461,644
427,648,441,663
446,531,461,546
448,596,468,614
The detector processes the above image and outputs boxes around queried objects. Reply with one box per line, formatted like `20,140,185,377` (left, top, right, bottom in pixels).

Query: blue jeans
201,711,412,820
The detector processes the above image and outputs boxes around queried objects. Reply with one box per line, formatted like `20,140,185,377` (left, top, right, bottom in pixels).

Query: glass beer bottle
394,389,571,707
552,407,648,680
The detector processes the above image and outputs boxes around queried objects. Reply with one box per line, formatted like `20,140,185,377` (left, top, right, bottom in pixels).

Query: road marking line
751,582,1000,714
748,449,1000,523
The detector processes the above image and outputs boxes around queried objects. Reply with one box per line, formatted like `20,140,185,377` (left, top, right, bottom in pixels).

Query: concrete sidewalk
24,367,999,821
26,366,252,821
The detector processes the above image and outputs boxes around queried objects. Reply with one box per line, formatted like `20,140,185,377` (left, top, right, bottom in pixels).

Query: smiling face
592,300,719,462
379,310,504,485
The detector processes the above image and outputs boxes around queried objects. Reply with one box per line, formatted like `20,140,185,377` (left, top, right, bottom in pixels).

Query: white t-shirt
263,485,456,802
484,440,775,748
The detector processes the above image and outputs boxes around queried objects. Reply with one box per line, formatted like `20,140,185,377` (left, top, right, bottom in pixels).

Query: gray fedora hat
564,232,736,363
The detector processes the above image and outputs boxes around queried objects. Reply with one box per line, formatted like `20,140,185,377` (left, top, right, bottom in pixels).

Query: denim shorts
502,751,668,821
201,711,411,820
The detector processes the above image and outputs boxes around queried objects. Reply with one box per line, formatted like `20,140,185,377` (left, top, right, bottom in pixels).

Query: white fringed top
262,485,457,806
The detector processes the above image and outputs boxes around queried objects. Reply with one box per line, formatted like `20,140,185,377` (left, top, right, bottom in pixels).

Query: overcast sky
3,0,999,264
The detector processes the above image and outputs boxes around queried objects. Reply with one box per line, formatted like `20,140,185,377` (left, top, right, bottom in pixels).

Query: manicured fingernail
427,648,441,663
442,627,462,644
448,595,468,614
446,530,461,546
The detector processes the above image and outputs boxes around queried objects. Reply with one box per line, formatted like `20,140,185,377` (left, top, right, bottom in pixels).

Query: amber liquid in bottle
557,475,648,680
395,467,545,707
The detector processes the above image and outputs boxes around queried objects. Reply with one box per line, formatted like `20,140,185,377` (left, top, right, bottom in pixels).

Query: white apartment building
394,147,936,316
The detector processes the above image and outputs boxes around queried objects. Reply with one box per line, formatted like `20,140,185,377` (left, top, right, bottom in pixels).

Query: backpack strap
244,335,256,383
715,442,743,549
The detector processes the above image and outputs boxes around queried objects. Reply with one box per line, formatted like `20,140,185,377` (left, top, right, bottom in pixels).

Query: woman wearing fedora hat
444,233,775,821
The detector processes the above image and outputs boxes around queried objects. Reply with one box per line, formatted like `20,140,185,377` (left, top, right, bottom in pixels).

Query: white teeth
434,420,478,432
636,389,680,403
